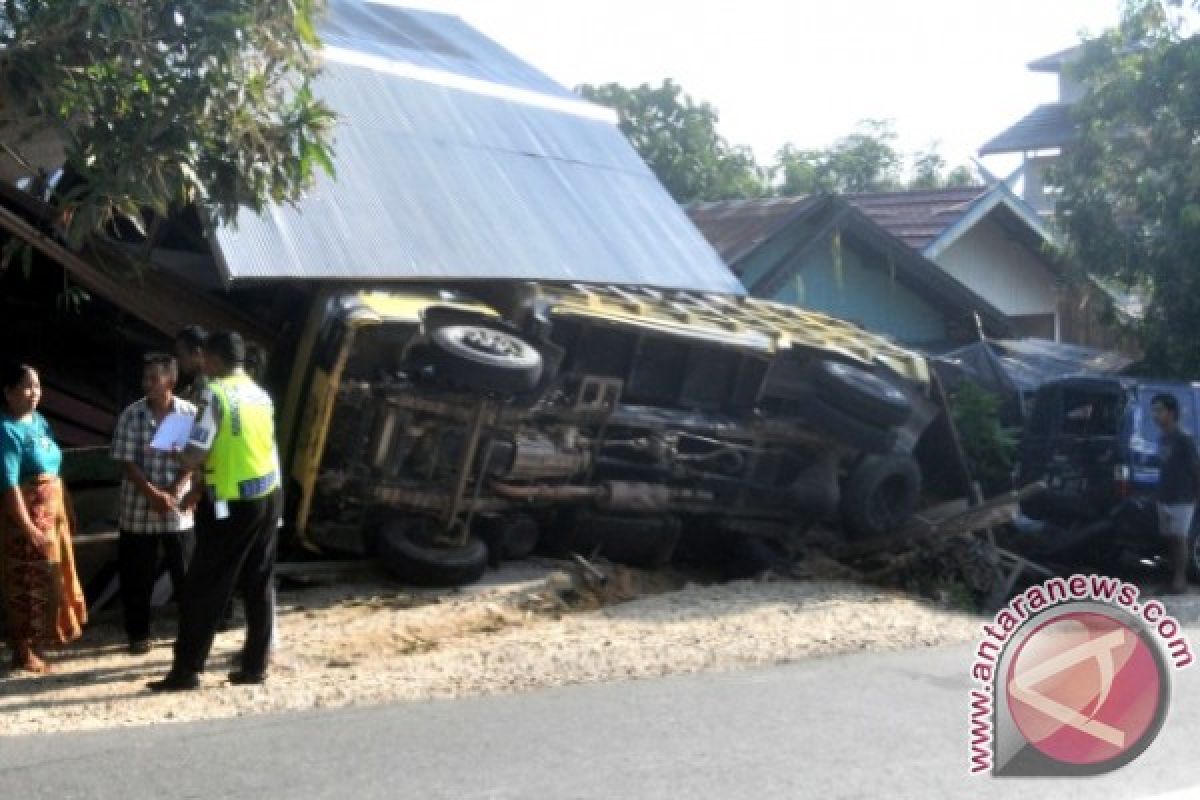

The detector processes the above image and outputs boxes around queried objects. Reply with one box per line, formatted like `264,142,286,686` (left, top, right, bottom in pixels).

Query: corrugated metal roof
210,1,739,294
685,196,823,268
847,187,987,251
319,2,576,99
979,103,1077,155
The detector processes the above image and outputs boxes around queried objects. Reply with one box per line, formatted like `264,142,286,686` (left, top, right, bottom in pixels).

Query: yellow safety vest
205,372,279,502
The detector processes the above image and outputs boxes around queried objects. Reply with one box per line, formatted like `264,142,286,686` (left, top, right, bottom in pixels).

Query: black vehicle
1015,376,1200,574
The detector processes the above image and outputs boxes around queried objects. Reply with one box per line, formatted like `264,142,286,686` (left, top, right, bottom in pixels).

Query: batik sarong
1,475,87,646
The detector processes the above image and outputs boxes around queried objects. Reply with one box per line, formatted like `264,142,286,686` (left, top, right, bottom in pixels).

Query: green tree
775,119,903,195
950,381,1017,495
578,79,766,203
910,149,947,190
944,165,977,188
0,0,335,248
1053,0,1200,375
910,145,977,190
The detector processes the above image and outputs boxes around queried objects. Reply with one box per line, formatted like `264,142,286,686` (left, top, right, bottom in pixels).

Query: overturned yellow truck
278,283,946,586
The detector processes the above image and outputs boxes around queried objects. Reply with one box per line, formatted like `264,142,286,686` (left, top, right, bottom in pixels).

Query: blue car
1015,376,1200,574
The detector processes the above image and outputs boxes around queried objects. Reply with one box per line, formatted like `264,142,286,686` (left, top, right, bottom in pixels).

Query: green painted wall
740,231,949,346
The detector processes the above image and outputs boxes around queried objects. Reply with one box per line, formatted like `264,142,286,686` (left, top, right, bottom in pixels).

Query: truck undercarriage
289,285,940,586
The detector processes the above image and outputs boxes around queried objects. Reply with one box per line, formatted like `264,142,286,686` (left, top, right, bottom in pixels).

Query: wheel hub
462,329,520,358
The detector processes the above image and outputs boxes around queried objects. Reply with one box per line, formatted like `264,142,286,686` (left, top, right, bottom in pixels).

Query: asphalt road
2,640,1199,799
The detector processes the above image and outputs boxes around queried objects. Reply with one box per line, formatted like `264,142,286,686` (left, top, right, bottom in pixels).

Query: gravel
0,560,1100,736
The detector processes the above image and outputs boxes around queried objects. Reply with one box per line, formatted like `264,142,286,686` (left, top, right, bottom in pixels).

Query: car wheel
840,453,922,540
810,359,911,428
376,517,489,587
427,324,543,394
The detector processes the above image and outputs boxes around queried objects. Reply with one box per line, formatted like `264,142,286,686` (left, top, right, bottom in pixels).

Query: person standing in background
173,325,208,407
110,353,197,655
1151,393,1200,594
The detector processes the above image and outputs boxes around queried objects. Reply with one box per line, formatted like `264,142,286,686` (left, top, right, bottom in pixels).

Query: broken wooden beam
832,481,1047,561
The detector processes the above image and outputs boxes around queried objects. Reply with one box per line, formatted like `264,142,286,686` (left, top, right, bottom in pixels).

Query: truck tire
810,359,911,428
476,513,541,562
376,517,489,587
841,453,922,539
428,324,543,394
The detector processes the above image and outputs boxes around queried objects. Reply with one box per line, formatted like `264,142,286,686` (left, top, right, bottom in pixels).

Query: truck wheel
428,324,543,394
841,453,922,540
376,517,489,587
810,360,911,428
477,513,541,562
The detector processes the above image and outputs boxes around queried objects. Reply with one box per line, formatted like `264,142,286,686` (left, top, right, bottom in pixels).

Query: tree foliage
776,119,903,195
776,124,976,195
910,147,976,190
0,0,336,246
950,381,1018,495
582,81,977,201
1053,0,1200,375
578,79,766,203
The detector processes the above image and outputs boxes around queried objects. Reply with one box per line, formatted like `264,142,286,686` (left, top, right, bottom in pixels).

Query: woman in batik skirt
0,362,86,672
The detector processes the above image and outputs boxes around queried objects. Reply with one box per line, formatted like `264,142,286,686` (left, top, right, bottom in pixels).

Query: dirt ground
4,560,1199,737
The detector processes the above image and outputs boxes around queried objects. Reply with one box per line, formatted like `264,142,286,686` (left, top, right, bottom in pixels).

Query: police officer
149,331,282,691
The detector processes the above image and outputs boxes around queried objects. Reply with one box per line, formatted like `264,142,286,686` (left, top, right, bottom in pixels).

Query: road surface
2,640,1198,799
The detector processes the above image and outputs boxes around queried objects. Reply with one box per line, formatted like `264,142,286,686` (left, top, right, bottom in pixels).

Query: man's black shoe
128,639,151,656
147,672,200,692
228,669,266,685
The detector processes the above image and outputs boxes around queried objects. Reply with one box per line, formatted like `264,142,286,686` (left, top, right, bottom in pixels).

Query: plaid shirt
111,395,197,533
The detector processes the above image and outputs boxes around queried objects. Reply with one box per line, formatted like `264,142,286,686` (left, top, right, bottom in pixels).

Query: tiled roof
685,193,1011,334
846,187,988,252
684,195,824,267
979,103,1077,155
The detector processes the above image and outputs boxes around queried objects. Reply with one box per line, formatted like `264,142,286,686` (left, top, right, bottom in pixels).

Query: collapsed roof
933,337,1136,421
208,0,740,294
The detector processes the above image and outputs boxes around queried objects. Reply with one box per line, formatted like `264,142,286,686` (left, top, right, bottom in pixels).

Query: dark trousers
118,529,194,642
172,489,282,677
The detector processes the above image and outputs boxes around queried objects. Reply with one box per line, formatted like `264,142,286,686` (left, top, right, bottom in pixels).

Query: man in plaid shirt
111,353,197,654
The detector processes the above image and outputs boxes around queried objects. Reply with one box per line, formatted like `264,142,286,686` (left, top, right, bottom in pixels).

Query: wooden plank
832,482,1045,560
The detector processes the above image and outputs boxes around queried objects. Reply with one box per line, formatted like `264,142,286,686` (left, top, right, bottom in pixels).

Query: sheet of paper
149,411,195,452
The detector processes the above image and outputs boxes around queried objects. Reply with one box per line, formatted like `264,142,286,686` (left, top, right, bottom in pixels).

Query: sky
386,0,1124,175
